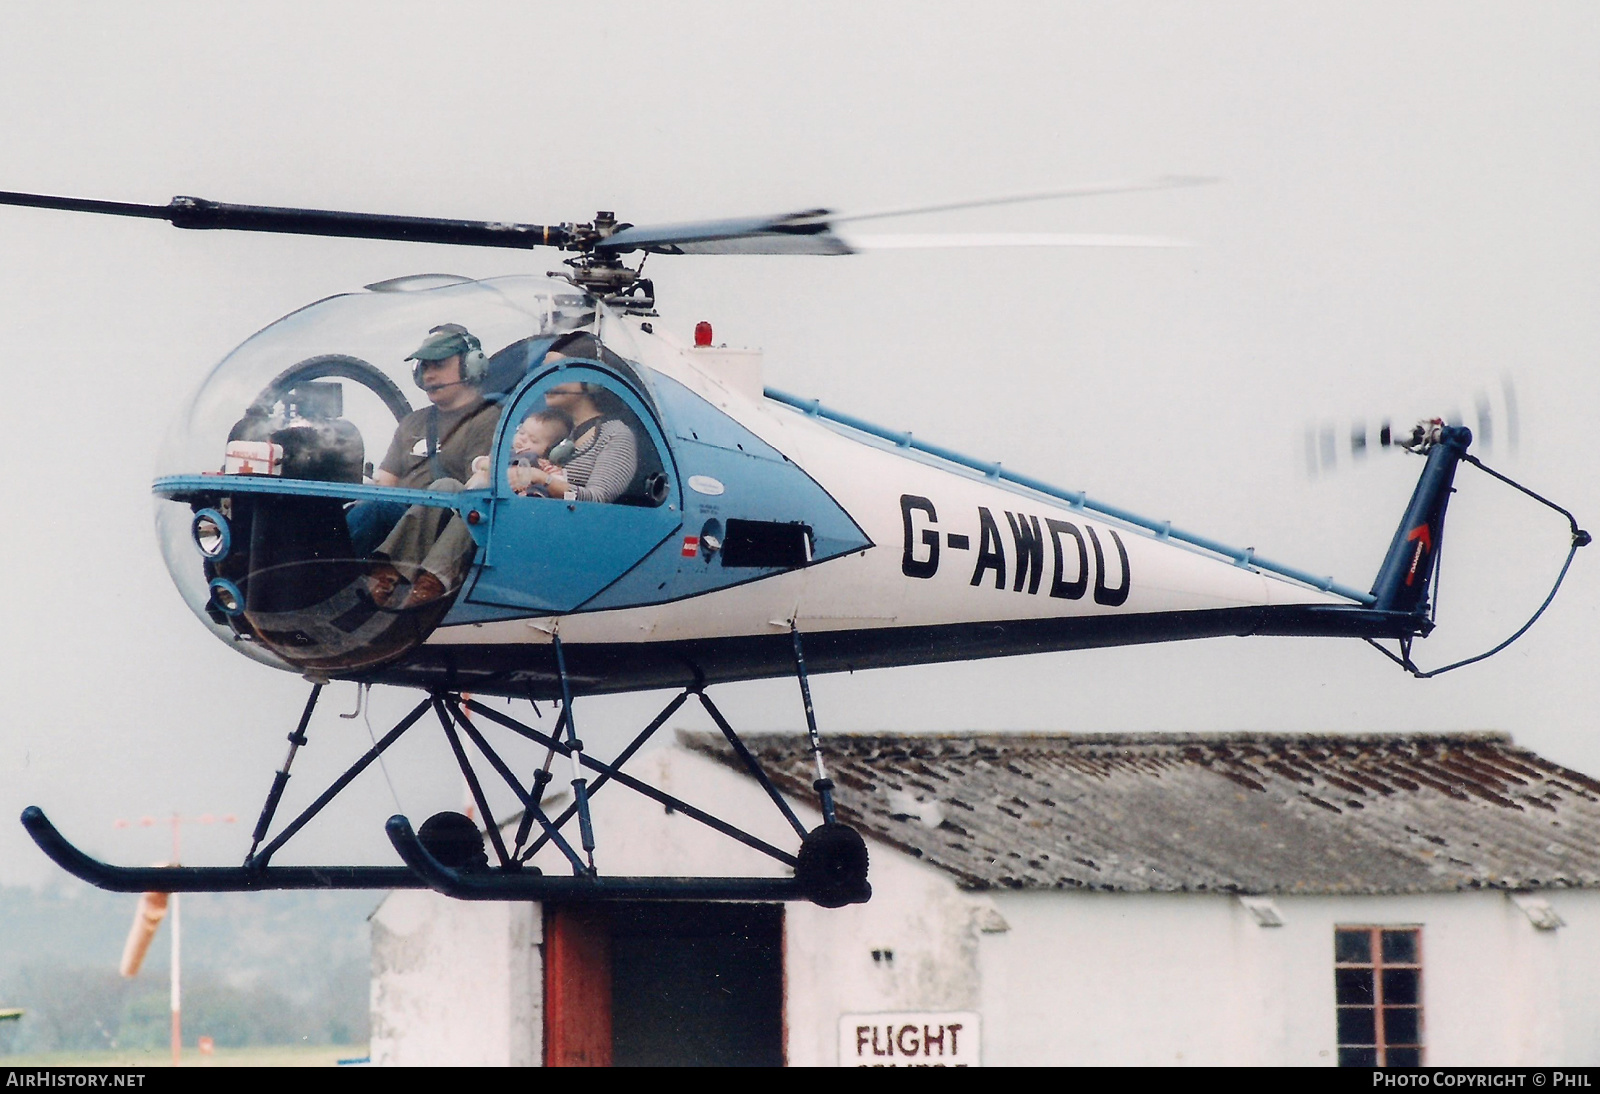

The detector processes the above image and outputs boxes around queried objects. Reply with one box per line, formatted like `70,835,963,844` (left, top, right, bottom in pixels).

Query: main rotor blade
844,231,1194,250
600,176,1215,256
813,175,1219,227
0,189,572,249
599,211,854,255
1,177,1213,257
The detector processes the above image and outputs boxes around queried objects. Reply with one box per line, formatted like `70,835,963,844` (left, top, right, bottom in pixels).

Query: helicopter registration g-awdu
2,181,1588,908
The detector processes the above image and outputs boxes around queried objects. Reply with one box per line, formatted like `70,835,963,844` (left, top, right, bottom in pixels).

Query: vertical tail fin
1369,423,1472,614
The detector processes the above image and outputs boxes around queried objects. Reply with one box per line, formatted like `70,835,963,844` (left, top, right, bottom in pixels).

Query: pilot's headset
410,323,489,389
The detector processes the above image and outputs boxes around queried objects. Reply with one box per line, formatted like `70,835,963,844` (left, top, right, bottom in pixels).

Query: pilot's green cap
408,324,476,362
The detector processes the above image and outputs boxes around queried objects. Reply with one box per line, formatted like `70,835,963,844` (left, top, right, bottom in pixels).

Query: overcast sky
1,2,1595,885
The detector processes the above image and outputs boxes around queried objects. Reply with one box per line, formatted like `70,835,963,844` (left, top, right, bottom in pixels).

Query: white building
370,731,1600,1066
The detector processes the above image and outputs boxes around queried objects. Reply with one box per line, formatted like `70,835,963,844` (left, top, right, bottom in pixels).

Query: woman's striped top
562,418,638,503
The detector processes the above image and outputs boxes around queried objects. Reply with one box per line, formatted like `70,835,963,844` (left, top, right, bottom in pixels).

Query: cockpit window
156,275,606,483
152,275,648,675
497,366,670,509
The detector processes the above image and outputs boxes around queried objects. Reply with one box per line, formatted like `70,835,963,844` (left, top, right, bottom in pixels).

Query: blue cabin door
464,363,682,614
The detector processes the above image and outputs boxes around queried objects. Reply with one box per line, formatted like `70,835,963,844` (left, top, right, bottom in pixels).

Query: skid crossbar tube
433,697,513,869
514,690,692,862
461,697,798,867
697,691,808,839
22,807,422,892
388,815,807,902
441,697,589,875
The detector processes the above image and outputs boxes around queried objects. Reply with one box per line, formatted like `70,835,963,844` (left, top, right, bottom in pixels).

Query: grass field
2,1044,368,1067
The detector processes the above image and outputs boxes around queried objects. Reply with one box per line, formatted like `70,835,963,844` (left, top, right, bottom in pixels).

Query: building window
1335,926,1423,1067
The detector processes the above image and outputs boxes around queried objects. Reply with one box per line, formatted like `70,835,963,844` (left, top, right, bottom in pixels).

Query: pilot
376,324,501,490
360,324,501,608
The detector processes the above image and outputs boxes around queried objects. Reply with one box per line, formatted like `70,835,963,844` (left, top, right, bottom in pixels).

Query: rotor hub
551,211,656,313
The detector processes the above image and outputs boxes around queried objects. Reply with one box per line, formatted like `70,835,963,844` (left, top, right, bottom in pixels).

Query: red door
545,906,612,1067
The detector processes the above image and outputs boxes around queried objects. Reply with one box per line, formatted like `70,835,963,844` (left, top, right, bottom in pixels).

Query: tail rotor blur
1303,376,1519,479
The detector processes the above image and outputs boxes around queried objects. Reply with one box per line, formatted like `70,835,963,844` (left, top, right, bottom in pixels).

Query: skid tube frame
22,673,872,906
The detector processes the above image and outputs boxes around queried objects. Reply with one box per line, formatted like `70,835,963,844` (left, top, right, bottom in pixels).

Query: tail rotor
1303,376,1519,479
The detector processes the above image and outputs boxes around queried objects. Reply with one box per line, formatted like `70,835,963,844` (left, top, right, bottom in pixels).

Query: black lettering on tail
1046,519,1088,600
1088,527,1131,606
900,495,940,579
971,507,1007,589
1004,511,1044,594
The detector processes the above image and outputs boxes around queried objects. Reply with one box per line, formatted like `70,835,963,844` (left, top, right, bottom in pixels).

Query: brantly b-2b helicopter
3,181,1589,908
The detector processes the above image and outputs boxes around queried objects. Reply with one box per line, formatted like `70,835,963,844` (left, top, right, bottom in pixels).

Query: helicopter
3,182,1588,908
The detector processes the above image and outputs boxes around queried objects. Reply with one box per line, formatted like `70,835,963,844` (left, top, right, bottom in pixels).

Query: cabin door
465,363,681,614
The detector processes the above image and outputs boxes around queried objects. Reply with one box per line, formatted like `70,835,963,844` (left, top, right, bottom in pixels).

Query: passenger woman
507,383,638,503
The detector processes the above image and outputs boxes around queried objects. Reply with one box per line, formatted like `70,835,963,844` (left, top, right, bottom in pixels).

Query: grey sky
1,2,1595,885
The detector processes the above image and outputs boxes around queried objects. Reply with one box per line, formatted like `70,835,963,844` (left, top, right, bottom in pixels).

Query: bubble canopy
156,275,602,480
152,274,620,674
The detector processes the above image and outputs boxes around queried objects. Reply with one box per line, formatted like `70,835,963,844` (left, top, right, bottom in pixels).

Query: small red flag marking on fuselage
1404,524,1433,586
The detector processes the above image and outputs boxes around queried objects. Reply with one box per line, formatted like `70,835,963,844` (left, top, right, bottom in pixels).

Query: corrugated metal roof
684,731,1600,894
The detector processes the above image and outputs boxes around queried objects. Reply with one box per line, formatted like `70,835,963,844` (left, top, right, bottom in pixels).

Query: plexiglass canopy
154,275,621,674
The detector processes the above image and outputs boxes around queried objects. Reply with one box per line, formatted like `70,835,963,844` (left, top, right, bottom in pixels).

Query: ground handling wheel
417,811,490,872
795,823,871,908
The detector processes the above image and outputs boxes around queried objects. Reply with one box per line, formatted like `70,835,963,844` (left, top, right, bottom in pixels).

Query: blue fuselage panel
445,370,871,623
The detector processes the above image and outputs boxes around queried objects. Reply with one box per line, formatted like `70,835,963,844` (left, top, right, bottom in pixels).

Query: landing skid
22,628,870,908
385,815,814,903
21,806,419,892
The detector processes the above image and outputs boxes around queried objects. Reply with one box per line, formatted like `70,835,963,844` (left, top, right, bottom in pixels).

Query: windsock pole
170,816,181,1067
170,891,181,1066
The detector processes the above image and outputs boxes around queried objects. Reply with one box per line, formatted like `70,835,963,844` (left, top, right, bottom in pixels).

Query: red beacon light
694,321,713,347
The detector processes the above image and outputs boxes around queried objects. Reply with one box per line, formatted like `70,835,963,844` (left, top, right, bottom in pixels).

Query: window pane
1383,967,1420,1006
1382,929,1418,964
1336,968,1375,1005
1387,1047,1422,1068
1337,1007,1376,1045
1335,929,1373,964
1384,1007,1420,1045
1340,1047,1378,1067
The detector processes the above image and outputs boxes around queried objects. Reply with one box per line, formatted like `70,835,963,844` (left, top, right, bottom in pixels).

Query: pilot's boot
367,560,404,606
399,570,447,609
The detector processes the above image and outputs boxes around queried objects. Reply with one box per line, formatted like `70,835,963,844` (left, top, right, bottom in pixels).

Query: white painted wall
370,745,1600,1066
785,848,996,1066
970,889,1600,1066
369,891,542,1066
